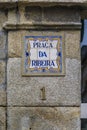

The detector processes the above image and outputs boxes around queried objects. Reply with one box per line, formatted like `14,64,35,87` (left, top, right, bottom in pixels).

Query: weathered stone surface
0,90,6,106
4,6,81,30
24,6,42,22
0,0,10,2
8,9,17,24
19,6,42,24
0,50,6,59
0,86,6,106
0,11,7,30
0,0,87,10
18,0,87,2
0,31,6,50
8,31,22,57
0,107,6,130
8,31,64,57
7,107,80,130
19,6,80,23
7,58,81,106
43,7,80,23
0,0,87,4
0,61,5,84
65,31,80,60
8,31,80,60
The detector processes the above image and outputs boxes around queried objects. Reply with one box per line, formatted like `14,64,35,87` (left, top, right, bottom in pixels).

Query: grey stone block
7,107,80,130
0,107,6,130
0,89,6,106
0,61,6,106
65,31,80,60
25,6,42,22
8,30,81,60
0,31,6,50
7,58,81,106
43,7,80,23
24,6,80,23
0,61,6,84
0,11,7,30
0,50,6,59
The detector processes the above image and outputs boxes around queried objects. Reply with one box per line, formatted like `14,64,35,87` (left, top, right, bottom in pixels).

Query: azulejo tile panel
22,35,65,76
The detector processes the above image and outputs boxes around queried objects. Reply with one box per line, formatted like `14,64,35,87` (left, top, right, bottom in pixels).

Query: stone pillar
0,9,7,130
6,5,81,130
0,1,84,130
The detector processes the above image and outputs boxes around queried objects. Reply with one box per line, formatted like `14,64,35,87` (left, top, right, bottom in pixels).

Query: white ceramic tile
38,48,49,60
30,49,37,60
48,60,58,68
50,40,58,48
50,48,57,60
29,40,35,48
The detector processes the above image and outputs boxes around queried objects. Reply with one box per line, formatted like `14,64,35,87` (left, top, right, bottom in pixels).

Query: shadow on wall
81,119,87,130
81,19,87,103
81,19,87,130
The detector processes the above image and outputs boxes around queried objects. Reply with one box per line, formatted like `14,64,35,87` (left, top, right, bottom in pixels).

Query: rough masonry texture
7,107,80,130
0,107,6,130
0,10,7,108
8,30,81,59
7,58,81,106
0,1,84,130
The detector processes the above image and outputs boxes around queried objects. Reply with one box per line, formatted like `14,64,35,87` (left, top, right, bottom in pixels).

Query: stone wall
0,9,7,130
0,2,82,130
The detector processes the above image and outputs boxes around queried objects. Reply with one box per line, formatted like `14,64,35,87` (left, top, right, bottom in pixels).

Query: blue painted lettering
51,61,55,66
33,42,53,48
32,60,55,67
39,51,47,57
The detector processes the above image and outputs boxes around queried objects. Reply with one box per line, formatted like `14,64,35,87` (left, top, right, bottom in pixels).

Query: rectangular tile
22,35,65,76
